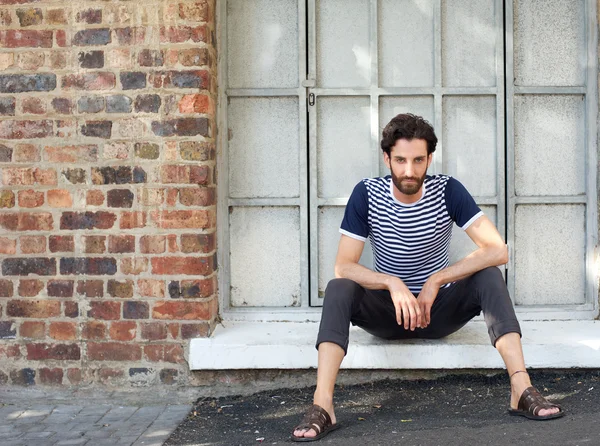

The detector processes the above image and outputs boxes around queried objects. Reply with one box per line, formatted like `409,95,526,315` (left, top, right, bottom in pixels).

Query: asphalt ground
165,370,600,446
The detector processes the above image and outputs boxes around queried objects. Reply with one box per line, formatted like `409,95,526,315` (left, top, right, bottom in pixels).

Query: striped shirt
340,175,483,294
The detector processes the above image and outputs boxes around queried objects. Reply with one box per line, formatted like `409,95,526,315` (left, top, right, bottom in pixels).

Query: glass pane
442,0,497,87
230,207,301,307
514,204,586,305
379,96,435,176
317,0,370,88
514,0,585,86
514,95,585,196
228,0,299,88
379,0,435,87
443,96,497,197
318,206,373,296
317,97,371,198
229,97,300,198
448,206,496,265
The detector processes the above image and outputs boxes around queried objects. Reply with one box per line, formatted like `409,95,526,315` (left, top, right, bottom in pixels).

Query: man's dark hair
380,113,438,156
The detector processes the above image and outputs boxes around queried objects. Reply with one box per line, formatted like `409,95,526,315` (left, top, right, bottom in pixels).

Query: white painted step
189,320,600,370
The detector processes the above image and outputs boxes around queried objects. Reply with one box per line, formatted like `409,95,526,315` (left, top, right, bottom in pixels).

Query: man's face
384,138,432,197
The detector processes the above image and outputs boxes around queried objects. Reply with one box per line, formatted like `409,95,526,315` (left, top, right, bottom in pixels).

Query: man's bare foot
509,371,560,417
292,394,337,439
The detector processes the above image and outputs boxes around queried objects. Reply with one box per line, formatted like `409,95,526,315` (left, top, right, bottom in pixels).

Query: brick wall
0,0,218,387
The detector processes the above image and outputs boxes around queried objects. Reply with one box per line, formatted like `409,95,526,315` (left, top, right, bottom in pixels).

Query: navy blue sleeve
340,181,369,241
444,177,483,229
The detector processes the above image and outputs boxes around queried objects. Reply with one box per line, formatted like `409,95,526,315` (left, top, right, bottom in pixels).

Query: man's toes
293,428,317,438
538,407,559,417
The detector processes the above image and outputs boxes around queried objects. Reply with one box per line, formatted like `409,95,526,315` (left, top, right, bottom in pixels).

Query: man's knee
323,278,362,308
471,266,504,287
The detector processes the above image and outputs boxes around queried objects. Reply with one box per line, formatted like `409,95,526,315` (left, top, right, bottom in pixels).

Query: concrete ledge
189,320,600,370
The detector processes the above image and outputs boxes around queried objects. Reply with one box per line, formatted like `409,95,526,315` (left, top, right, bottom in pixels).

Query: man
291,114,563,442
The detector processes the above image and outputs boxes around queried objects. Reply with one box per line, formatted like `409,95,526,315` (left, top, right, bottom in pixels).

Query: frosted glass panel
442,0,497,87
379,96,435,176
318,206,373,296
317,0,370,88
514,205,586,305
229,97,300,198
514,95,585,196
449,206,497,265
379,0,434,87
228,0,298,88
443,96,497,197
230,207,301,307
318,97,371,198
514,0,585,86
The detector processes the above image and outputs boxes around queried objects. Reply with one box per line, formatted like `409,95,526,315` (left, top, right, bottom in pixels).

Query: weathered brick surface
0,0,218,388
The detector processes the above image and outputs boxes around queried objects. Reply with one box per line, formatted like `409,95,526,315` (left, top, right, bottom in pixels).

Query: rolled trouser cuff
316,328,349,355
489,319,522,347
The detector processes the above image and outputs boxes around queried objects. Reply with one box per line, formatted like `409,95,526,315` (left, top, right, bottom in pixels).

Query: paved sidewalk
0,387,195,446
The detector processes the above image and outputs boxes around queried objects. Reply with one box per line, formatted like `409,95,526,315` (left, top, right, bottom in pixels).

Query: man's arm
334,235,422,330
418,214,507,325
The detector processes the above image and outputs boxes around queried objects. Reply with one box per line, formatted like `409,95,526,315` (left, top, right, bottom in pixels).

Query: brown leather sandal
291,404,341,442
508,386,565,420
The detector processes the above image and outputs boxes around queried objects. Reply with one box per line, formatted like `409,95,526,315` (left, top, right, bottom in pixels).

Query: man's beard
390,169,427,196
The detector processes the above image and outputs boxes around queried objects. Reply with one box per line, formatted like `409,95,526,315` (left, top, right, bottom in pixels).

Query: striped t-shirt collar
388,176,427,207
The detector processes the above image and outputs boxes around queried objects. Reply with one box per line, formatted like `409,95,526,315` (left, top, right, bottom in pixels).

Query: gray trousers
316,266,521,355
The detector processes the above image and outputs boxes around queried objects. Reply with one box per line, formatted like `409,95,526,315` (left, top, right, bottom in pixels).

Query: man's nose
405,163,414,176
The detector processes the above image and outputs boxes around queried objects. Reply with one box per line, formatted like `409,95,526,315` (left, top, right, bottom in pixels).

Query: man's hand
388,278,421,331
417,277,441,327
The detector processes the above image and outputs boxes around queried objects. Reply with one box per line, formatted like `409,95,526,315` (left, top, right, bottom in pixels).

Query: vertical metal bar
585,0,599,315
433,0,443,175
370,0,380,177
495,0,506,271
216,0,232,314
298,0,310,308
505,0,517,301
307,0,320,305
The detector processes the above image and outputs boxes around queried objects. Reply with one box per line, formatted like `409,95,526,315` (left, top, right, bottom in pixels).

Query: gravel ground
165,370,600,446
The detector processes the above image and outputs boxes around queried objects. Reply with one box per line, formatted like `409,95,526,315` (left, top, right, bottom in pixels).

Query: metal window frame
505,0,599,319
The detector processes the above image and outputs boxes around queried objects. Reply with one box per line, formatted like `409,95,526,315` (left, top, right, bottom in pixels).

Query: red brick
44,145,98,163
47,9,68,25
49,235,74,253
87,301,120,320
179,2,209,22
143,344,163,362
120,211,146,229
151,256,213,275
180,278,215,298
18,189,44,207
120,257,148,275
180,233,215,253
88,342,141,361
107,279,133,298
164,344,184,363
179,187,215,206
181,323,209,339
152,300,215,320
4,168,34,185
26,343,80,360
33,168,57,185
18,279,44,297
13,143,40,162
83,235,105,254
150,210,212,229
22,97,45,114
160,25,207,43
140,235,165,254
49,322,76,340
108,235,134,253
64,301,78,318
16,51,44,70
138,279,165,298
8,299,60,318
0,237,17,254
39,368,63,385
82,321,106,340
0,344,21,359
76,280,103,298
0,120,53,139
55,29,68,47
61,72,116,90
168,323,179,339
179,94,212,114
61,212,116,230
47,189,72,208
98,368,124,383
0,279,13,297
141,322,167,341
20,235,45,253
67,368,82,385
86,190,105,206
1,30,53,48
109,321,136,341
0,212,53,231
167,235,179,253
47,280,74,297
20,321,45,339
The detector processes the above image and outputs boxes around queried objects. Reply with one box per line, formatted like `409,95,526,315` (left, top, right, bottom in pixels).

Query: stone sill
189,320,600,370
